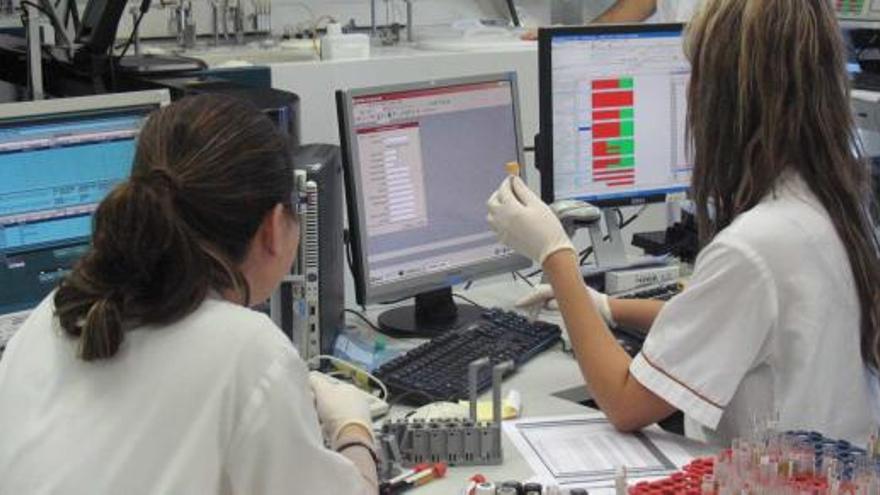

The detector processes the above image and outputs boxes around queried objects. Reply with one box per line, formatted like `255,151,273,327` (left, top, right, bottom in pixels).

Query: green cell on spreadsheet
607,139,635,155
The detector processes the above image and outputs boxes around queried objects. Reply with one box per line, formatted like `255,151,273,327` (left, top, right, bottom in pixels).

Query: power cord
344,308,381,332
452,293,486,310
512,271,535,287
117,4,148,59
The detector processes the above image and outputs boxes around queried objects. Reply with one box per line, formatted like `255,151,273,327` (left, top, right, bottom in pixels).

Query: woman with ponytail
0,95,378,494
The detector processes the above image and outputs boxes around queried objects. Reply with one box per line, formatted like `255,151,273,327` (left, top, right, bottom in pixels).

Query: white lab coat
656,0,700,22
630,173,876,445
0,295,371,495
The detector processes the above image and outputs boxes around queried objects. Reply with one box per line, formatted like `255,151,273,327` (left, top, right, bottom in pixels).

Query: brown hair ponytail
55,95,295,361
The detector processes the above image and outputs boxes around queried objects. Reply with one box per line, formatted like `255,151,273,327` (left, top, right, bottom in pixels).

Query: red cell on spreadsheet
607,180,635,187
593,79,620,90
595,173,635,182
592,91,634,108
593,122,622,139
593,109,620,121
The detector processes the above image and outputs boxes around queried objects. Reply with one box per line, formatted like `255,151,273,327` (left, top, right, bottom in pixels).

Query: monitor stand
579,207,672,279
587,208,631,268
377,287,483,338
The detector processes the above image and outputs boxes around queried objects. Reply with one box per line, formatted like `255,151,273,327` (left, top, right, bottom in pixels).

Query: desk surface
366,274,712,494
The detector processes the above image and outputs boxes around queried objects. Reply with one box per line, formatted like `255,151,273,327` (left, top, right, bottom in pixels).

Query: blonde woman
490,0,878,445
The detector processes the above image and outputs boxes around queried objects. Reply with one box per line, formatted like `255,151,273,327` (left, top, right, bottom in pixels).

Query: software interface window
351,81,520,288
551,30,692,202
0,113,141,324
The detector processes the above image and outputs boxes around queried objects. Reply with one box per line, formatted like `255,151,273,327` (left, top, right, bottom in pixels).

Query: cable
344,228,354,276
117,0,151,60
308,354,389,401
452,293,486,310
513,271,535,287
345,308,380,332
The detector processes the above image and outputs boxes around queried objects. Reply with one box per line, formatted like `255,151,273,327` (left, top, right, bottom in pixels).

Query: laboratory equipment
0,90,171,355
372,308,560,405
322,23,371,61
380,358,511,467
336,73,530,337
538,24,692,267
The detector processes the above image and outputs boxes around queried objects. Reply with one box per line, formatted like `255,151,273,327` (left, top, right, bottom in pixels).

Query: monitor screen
0,91,168,339
836,0,880,24
540,24,692,206
338,74,530,307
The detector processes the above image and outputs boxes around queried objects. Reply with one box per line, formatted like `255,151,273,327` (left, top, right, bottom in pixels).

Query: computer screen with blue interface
543,25,692,205
0,104,156,339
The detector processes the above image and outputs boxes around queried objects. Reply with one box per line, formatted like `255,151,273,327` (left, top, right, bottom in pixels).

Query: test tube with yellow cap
505,161,521,176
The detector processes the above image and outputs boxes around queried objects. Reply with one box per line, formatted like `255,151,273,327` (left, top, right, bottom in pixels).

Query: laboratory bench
362,274,713,494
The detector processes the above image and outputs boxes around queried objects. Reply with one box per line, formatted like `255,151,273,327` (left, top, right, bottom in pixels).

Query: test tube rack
628,430,880,495
380,358,512,467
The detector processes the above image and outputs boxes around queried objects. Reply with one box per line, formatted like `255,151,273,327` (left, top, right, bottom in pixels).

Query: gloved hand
487,176,575,265
515,283,617,327
309,371,374,448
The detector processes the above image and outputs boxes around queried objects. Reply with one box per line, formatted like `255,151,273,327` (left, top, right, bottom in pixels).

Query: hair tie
135,167,181,195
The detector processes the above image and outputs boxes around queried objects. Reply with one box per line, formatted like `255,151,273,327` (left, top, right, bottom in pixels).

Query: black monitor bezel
336,73,531,307
538,23,689,207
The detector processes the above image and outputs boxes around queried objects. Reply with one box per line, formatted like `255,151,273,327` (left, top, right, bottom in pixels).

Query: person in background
491,0,879,445
0,95,378,494
594,0,700,23
521,0,699,40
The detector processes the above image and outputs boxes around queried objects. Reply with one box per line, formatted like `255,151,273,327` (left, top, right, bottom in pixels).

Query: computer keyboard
611,282,683,356
374,308,562,405
615,282,682,301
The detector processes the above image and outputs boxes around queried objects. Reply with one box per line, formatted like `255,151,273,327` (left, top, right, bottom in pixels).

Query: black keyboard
616,282,681,301
853,72,880,92
611,282,683,356
374,308,561,405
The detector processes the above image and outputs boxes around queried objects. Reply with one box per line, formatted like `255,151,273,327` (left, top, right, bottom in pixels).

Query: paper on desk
504,413,694,493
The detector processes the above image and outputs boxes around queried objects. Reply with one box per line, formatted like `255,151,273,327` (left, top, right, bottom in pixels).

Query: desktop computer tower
271,144,345,357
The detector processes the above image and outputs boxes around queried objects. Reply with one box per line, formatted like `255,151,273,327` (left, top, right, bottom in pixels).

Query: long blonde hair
685,0,880,368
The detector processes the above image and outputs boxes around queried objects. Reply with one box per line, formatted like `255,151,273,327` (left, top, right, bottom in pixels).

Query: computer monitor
337,73,530,337
836,0,880,27
0,90,170,349
538,24,692,266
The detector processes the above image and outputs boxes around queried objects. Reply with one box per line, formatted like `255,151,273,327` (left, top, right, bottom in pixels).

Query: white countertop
362,275,713,494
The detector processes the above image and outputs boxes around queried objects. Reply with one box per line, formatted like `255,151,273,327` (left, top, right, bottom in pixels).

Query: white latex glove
515,283,616,327
309,371,374,448
486,176,575,265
